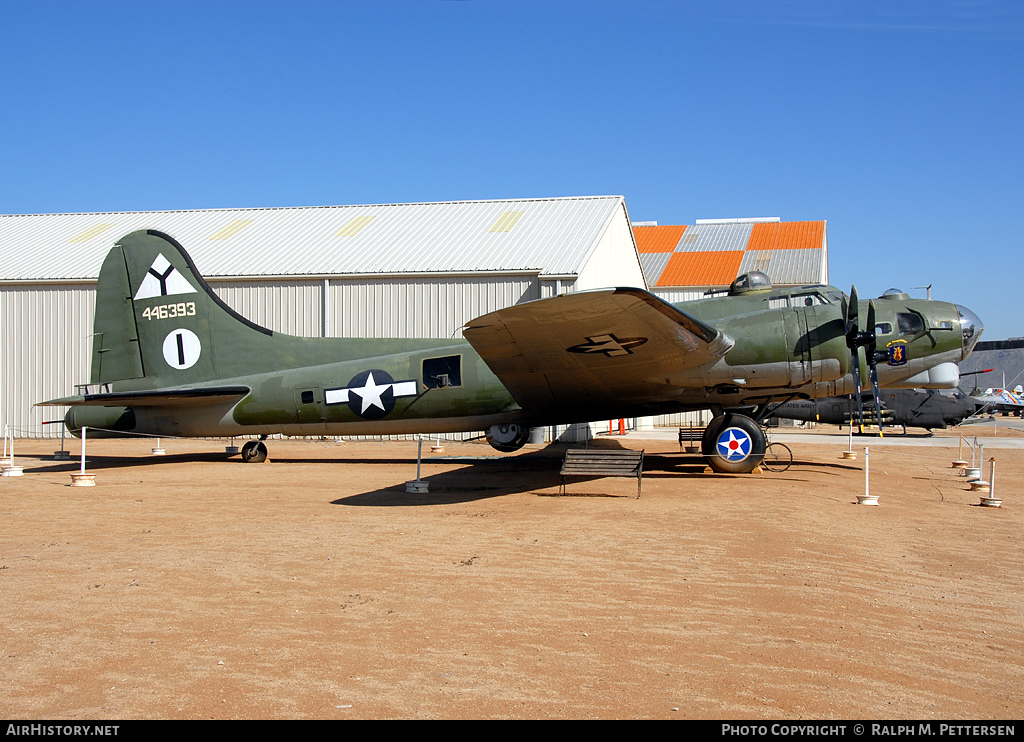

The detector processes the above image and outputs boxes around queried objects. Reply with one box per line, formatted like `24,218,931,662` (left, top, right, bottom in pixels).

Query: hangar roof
634,219,828,288
0,196,636,281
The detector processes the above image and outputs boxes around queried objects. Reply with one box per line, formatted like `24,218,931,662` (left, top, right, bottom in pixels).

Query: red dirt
1,436,1021,719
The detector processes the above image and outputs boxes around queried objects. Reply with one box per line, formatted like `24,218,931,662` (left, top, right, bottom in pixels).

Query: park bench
678,425,705,452
559,448,645,498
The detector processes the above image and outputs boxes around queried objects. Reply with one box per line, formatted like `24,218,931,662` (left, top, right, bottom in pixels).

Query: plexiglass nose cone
956,304,984,358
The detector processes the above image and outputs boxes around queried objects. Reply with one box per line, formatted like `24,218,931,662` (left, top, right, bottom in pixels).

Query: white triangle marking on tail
134,253,198,300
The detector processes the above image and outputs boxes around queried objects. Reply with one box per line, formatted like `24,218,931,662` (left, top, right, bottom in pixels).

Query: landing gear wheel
241,440,268,463
485,423,530,453
701,414,766,474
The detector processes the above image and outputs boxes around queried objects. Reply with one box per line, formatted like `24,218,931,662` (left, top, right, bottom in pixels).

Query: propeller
843,286,885,435
864,300,885,435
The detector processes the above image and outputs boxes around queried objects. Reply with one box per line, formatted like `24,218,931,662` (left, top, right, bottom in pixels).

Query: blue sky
2,0,1021,339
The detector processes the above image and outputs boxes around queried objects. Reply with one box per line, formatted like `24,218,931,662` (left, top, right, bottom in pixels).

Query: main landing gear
701,413,766,474
240,437,268,463
485,423,530,453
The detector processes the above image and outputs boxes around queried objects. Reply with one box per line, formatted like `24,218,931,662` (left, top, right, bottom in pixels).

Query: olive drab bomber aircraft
41,230,984,473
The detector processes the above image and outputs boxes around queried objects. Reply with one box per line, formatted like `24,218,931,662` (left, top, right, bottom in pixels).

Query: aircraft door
295,388,327,427
784,308,813,386
787,306,845,386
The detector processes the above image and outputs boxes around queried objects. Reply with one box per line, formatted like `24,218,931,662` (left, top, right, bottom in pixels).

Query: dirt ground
1,433,1022,720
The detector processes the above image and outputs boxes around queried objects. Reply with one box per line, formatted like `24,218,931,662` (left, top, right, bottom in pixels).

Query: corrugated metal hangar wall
1,197,645,438
634,217,829,304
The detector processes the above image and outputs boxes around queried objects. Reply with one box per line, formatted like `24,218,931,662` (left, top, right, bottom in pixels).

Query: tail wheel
485,423,530,453
241,440,268,463
701,414,766,474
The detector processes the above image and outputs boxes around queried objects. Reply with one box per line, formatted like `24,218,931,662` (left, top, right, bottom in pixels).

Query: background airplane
41,230,983,474
765,388,977,433
764,368,996,432
971,385,1024,417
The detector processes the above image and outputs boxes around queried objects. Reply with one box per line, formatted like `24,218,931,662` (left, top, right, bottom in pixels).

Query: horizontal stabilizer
463,288,732,412
39,386,250,408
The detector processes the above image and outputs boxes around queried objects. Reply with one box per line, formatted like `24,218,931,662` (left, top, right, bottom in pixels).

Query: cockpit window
791,292,827,307
897,312,924,335
874,322,892,335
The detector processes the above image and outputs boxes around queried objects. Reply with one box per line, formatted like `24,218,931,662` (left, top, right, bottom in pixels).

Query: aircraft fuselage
67,284,973,439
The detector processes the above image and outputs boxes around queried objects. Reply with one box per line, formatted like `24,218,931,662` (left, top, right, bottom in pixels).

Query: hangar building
632,217,829,427
0,196,644,438
633,217,828,300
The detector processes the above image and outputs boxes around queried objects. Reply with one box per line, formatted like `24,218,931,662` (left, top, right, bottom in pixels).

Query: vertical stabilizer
93,229,274,388
91,246,145,384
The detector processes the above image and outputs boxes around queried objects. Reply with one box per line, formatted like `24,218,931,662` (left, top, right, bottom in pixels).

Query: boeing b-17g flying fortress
41,230,984,473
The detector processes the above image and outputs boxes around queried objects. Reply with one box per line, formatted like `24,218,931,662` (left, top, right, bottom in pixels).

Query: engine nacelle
884,362,960,389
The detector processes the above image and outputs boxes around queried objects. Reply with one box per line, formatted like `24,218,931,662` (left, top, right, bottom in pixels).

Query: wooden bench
678,426,705,452
559,449,645,498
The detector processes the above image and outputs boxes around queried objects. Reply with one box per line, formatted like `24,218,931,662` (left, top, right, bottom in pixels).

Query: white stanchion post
1,424,24,476
977,457,1001,505
406,436,429,493
842,422,857,459
857,446,878,505
71,426,96,486
952,436,967,468
55,421,70,460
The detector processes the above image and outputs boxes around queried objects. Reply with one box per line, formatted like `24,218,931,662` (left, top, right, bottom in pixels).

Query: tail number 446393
143,302,196,321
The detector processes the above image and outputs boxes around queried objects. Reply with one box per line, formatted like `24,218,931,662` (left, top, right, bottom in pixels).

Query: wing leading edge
463,288,732,413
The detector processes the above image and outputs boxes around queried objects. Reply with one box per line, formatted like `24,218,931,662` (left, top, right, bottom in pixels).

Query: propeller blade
869,362,884,437
865,299,877,357
865,299,883,435
846,286,859,344
852,346,866,433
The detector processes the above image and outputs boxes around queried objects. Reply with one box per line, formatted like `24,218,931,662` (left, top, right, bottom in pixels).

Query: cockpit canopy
729,271,773,295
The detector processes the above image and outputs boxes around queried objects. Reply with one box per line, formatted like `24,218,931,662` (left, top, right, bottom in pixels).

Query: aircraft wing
38,386,250,408
463,287,733,412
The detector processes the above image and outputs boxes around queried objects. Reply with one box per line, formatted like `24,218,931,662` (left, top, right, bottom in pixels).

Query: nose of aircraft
956,304,984,358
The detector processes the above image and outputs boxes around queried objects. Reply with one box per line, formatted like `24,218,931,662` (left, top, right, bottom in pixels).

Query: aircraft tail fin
91,229,273,387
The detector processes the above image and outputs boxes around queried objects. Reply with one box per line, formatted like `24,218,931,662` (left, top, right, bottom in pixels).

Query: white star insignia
717,429,751,460
349,371,390,414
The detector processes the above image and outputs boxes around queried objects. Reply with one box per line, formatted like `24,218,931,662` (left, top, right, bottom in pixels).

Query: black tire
762,442,793,472
485,423,530,453
241,440,268,463
700,415,728,458
702,414,766,474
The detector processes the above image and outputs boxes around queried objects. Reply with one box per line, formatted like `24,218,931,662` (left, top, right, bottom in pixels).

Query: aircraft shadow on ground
331,447,858,507
23,451,231,473
18,440,861,504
